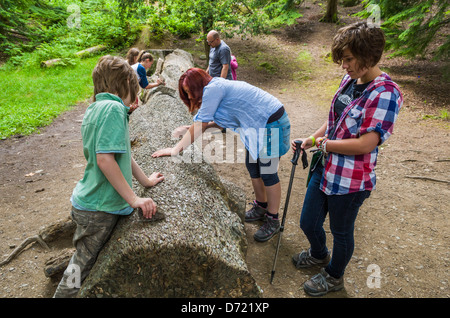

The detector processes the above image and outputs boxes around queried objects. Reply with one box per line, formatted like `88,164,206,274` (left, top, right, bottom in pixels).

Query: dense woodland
1,0,449,64
0,0,448,138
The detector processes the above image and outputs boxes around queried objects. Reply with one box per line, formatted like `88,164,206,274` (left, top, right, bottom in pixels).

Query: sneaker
292,249,330,269
303,268,344,297
253,215,280,242
245,201,268,222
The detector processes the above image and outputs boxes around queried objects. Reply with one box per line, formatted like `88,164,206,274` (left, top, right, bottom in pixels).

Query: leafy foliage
116,0,303,59
0,0,67,57
1,0,144,66
360,0,449,60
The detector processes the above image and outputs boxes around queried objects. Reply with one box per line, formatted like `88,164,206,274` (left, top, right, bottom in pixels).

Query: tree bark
74,44,107,58
320,0,339,23
40,58,62,68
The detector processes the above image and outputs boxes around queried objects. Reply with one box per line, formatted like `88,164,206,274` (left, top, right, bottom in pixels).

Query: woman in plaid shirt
291,22,403,296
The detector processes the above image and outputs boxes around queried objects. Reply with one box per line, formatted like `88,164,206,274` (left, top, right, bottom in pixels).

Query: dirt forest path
0,5,449,298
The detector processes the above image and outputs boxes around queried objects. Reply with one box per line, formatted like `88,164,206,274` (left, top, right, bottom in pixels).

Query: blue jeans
300,162,370,278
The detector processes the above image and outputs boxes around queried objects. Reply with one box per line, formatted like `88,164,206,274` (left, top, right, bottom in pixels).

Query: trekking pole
270,140,308,284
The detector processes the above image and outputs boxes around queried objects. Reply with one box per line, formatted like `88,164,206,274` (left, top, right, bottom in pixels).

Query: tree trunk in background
202,19,213,68
320,0,339,23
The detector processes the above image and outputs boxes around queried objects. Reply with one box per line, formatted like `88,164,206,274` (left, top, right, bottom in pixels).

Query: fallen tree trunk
74,44,106,58
40,58,62,68
78,49,260,298
41,44,107,68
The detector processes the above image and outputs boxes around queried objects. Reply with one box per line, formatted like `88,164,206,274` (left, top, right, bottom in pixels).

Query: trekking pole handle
291,140,309,169
291,140,303,165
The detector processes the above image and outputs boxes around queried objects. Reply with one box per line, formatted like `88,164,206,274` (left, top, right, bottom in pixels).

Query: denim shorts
259,112,291,159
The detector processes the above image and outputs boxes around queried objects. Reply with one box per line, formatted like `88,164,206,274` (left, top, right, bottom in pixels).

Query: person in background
291,21,403,296
126,48,165,113
206,30,233,80
230,54,238,80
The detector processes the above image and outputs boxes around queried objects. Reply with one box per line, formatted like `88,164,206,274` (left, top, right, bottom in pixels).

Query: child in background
126,48,165,113
53,55,164,298
230,54,238,80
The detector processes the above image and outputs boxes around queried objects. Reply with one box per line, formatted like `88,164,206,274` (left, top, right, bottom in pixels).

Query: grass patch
422,108,449,121
292,49,313,82
0,56,99,139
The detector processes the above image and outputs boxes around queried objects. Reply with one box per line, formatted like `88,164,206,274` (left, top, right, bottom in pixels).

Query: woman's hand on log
151,147,176,158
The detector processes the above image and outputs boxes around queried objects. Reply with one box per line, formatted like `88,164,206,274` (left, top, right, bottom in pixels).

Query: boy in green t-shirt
53,55,164,298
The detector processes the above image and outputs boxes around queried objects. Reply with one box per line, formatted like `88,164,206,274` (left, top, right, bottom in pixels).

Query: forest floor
0,3,449,299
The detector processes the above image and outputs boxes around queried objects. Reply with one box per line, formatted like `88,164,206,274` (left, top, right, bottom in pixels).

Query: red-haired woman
152,68,291,242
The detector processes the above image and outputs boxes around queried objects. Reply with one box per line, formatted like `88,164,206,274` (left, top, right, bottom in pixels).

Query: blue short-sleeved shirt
193,77,284,159
131,63,149,88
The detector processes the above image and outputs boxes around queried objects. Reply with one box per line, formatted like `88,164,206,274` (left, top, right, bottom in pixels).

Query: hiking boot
292,248,330,269
253,215,280,242
303,268,344,297
245,201,268,222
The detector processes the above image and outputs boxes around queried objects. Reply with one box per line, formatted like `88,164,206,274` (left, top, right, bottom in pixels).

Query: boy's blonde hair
92,55,139,103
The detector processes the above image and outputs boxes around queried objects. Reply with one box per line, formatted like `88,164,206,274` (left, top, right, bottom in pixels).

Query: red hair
178,68,212,112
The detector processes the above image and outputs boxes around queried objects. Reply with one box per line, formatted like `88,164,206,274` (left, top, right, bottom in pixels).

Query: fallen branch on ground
0,235,49,267
0,217,75,267
405,175,450,184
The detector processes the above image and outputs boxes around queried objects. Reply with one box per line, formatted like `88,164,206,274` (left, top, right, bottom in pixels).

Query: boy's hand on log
132,197,157,219
143,172,164,187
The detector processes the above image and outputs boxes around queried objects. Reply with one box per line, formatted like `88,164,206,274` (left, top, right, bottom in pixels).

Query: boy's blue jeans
300,162,370,279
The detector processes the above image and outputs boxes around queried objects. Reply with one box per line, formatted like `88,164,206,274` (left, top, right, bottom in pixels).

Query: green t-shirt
72,93,133,213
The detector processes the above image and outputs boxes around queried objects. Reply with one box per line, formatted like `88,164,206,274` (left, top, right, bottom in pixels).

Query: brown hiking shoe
244,201,267,222
303,268,344,296
292,249,331,269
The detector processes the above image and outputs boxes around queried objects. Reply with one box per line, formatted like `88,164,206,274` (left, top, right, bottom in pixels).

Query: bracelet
317,137,328,153
309,135,315,147
322,139,328,153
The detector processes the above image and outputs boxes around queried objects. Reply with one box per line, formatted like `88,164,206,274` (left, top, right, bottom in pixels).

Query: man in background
206,30,232,80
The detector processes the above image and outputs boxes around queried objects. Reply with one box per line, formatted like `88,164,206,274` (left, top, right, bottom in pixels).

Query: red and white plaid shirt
321,73,403,195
